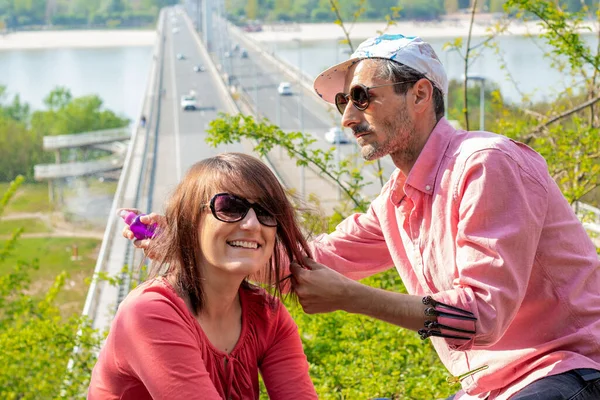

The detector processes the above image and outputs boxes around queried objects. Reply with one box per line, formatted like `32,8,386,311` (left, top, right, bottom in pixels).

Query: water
0,46,152,122
266,34,599,105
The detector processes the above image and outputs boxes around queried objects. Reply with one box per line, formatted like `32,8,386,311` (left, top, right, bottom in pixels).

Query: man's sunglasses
334,81,417,115
209,193,278,227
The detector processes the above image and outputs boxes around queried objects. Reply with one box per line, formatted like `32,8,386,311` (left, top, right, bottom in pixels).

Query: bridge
72,3,600,344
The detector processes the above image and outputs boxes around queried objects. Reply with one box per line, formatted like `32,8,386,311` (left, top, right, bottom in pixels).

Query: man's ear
411,78,434,114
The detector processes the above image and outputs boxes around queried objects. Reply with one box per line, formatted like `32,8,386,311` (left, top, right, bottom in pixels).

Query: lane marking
168,21,183,181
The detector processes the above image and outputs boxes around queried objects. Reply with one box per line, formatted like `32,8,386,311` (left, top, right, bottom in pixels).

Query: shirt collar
405,117,455,195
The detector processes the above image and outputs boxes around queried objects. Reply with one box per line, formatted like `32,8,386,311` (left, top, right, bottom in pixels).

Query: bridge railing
34,158,124,180
43,127,131,150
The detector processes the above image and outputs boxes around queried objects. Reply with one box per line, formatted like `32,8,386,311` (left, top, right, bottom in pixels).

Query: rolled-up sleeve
433,148,548,350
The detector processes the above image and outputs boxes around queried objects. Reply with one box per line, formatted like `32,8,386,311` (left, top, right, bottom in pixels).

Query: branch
521,108,546,120
524,94,600,142
462,0,478,131
329,0,355,53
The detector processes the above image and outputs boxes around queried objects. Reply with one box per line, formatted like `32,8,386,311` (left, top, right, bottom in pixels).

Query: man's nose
341,101,361,128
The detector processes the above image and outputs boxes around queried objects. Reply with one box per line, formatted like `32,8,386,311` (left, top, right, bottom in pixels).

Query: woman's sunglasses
334,80,417,115
209,193,278,227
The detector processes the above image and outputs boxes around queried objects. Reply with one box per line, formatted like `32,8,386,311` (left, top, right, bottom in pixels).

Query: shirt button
425,185,432,191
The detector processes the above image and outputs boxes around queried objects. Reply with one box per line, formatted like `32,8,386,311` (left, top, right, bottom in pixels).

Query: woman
88,153,317,400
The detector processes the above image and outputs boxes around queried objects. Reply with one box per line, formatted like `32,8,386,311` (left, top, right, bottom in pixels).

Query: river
264,33,599,105
0,46,152,122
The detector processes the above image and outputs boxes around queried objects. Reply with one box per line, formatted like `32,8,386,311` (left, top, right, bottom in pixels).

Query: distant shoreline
0,29,156,51
248,18,599,42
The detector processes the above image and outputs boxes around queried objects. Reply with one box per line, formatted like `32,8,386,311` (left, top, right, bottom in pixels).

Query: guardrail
42,127,130,150
79,11,165,327
227,21,319,99
34,158,124,180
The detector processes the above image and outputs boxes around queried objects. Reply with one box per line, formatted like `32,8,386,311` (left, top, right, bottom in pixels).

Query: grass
0,182,51,213
0,218,52,235
0,237,101,317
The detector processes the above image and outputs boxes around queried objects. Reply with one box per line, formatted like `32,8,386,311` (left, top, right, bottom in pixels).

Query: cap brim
313,58,360,104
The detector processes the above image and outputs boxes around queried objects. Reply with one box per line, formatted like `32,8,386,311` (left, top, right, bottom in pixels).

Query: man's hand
118,208,165,259
290,257,357,314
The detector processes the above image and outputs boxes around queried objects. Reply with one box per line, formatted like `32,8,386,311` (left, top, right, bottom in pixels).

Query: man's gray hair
373,59,445,121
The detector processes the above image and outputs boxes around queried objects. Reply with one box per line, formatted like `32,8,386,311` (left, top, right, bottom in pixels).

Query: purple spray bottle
119,210,158,240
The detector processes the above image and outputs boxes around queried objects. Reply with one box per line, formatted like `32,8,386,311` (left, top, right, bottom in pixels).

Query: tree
0,176,103,399
245,0,259,20
32,87,129,139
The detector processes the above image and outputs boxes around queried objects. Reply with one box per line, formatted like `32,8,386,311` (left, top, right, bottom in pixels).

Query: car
180,94,198,111
240,49,248,58
172,27,180,34
193,64,205,72
224,51,232,58
277,82,292,96
324,127,350,144
176,53,185,60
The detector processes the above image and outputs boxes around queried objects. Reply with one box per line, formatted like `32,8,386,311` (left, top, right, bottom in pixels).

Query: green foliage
0,0,171,29
286,270,454,399
226,0,447,22
0,177,103,399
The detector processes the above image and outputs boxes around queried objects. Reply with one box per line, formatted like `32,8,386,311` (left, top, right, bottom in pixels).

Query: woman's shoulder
117,277,189,321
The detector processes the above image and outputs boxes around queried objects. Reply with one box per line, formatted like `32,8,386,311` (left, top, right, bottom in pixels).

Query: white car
180,94,198,111
172,27,180,34
176,53,185,60
277,82,292,96
193,64,205,72
325,127,350,144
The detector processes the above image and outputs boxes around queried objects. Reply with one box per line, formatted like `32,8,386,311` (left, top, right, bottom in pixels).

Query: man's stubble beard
360,111,417,164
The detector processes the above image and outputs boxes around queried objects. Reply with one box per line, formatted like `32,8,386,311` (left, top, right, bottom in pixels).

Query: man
289,34,600,399
124,33,600,399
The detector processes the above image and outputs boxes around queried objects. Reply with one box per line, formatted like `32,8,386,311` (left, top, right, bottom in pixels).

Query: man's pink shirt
310,118,600,399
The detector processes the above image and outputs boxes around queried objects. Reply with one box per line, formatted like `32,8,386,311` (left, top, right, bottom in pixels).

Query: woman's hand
118,208,166,259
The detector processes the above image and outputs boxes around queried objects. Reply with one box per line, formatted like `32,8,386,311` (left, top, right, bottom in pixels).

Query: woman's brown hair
147,152,311,314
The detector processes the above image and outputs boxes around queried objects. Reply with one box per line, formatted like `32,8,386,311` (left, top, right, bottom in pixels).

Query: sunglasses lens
254,206,278,227
350,85,369,109
334,92,349,115
213,194,247,222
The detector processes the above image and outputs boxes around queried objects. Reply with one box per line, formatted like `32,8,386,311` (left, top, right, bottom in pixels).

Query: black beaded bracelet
418,328,471,341
424,307,477,321
425,320,476,334
422,295,475,316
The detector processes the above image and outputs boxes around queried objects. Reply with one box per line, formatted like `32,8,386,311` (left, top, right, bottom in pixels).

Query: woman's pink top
88,277,316,400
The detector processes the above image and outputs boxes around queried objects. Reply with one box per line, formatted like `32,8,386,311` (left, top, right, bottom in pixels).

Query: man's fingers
290,261,304,276
302,257,325,270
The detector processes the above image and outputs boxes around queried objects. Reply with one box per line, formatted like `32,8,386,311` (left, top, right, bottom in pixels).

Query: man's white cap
314,34,448,104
